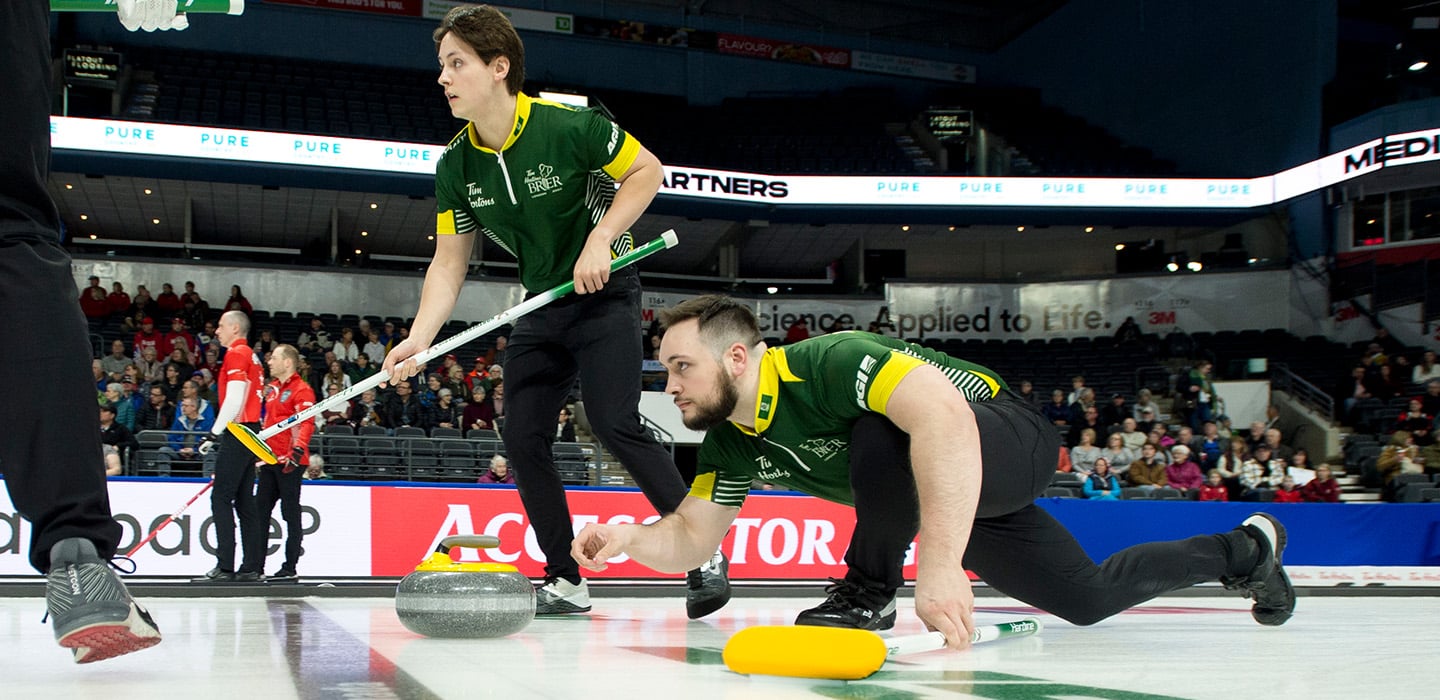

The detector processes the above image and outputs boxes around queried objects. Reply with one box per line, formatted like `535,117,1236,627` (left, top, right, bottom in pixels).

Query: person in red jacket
1272,476,1304,503
155,282,183,314
1300,465,1342,503
257,344,316,581
78,275,110,319
1198,470,1229,502
105,281,131,318
132,317,163,360
223,285,253,316
193,310,266,583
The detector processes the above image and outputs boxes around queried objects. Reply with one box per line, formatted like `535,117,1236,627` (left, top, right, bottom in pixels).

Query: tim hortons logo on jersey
754,455,790,481
466,182,495,208
525,164,563,197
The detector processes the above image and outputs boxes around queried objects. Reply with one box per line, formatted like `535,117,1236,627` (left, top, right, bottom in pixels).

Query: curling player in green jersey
572,295,1295,650
382,5,730,618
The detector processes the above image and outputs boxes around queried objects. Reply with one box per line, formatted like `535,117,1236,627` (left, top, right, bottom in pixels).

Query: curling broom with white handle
723,617,1042,681
50,0,245,14
227,230,681,463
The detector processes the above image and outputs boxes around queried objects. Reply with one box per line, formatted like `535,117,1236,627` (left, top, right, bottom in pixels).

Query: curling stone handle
439,534,501,552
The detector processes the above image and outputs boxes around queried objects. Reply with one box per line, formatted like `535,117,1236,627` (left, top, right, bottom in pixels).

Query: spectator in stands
319,383,350,426
1422,380,1440,421
100,339,131,381
172,380,215,425
1054,445,1073,474
194,319,216,349
444,364,469,398
1150,426,1176,459
363,329,387,365
378,321,397,349
98,401,139,468
1099,393,1130,430
1114,316,1141,345
162,346,195,384
135,345,163,385
333,327,360,365
347,388,383,430
1068,387,1096,425
418,373,444,408
1070,428,1102,475
298,318,330,356
1414,350,1440,385
1242,422,1266,452
1042,389,1071,426
645,333,663,360
464,385,496,433
1067,405,1102,448
381,381,423,432
1300,464,1341,503
478,455,515,484
160,397,216,474
78,275,109,319
1198,470,1229,501
1132,388,1160,423
307,351,337,391
1262,428,1295,463
1360,342,1387,368
1214,436,1249,497
103,383,135,431
155,282,182,314
129,284,157,322
178,297,206,337
133,385,173,432
1287,448,1315,475
1271,476,1303,503
1395,397,1433,442
490,380,506,426
197,346,222,380
422,388,464,432
91,359,107,392
1015,380,1043,409
222,285,252,315
253,328,278,358
1378,430,1425,493
783,318,809,345
1165,445,1204,495
156,363,185,404
106,282,131,319
556,406,577,443
1338,365,1373,421
347,353,379,385
1372,363,1402,402
1184,360,1216,430
1126,443,1168,492
1117,417,1147,452
1175,426,1204,462
1196,421,1224,468
163,317,196,359
483,335,508,367
465,356,491,392
1372,327,1406,358
133,317,162,360
1066,375,1087,405
1239,444,1285,501
322,360,352,398
1099,432,1136,476
1081,458,1121,500
1261,404,1282,433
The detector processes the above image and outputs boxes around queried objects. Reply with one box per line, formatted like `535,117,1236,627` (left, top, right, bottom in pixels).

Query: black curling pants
0,0,123,573
210,424,264,574
502,269,688,583
846,394,1244,625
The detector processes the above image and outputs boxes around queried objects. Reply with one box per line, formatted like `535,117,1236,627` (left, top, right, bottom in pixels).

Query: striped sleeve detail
602,130,641,180
865,351,925,414
689,471,753,508
437,209,477,236
899,349,1001,401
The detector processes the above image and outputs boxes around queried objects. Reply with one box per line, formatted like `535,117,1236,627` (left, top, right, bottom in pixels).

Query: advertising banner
852,50,975,83
716,33,850,68
0,480,372,576
885,271,1291,340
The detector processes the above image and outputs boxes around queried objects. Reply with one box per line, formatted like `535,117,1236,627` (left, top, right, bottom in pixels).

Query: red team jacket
262,372,316,465
219,340,263,423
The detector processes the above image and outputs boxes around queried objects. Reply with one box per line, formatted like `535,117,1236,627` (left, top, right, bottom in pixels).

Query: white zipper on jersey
761,437,812,472
495,151,518,205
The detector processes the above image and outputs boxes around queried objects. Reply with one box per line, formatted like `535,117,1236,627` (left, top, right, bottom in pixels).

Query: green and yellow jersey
691,332,1006,508
434,92,642,292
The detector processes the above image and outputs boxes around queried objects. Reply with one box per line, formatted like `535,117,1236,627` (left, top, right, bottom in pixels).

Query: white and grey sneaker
46,537,162,663
685,550,732,619
535,577,591,615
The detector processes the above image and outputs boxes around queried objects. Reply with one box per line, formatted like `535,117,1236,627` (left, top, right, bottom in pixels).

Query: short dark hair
434,4,526,95
658,295,763,359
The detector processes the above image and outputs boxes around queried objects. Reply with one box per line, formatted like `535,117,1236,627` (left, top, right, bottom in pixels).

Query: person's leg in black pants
503,328,582,583
255,464,305,575
208,424,263,577
567,273,688,514
0,0,160,661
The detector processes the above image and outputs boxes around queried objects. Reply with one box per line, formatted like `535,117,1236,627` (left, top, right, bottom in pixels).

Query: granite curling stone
395,535,536,638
